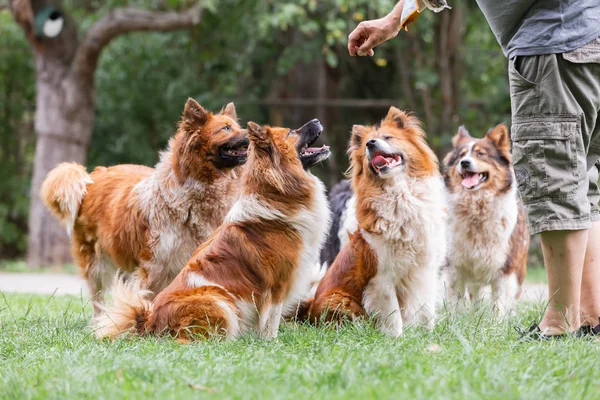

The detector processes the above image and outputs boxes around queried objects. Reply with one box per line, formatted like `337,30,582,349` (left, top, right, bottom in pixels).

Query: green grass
525,267,548,285
0,259,548,285
1,293,598,399
0,261,78,274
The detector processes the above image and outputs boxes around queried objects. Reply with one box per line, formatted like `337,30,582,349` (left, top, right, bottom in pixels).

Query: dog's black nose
367,139,378,148
460,159,471,169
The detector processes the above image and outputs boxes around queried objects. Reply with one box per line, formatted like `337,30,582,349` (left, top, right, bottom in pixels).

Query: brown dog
304,108,447,337
94,119,331,341
41,99,248,316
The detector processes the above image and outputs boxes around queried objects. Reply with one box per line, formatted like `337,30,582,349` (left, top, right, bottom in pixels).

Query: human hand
348,16,400,57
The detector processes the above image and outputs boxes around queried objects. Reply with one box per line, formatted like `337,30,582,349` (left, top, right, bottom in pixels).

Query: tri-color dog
41,99,248,316
94,119,332,341
443,124,529,314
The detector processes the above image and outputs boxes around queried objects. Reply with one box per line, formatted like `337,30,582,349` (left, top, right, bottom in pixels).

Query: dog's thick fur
41,99,248,316
443,124,529,314
94,120,332,341
305,107,447,337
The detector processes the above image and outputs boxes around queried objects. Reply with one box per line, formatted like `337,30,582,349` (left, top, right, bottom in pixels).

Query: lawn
525,267,548,284
0,261,78,274
1,293,598,400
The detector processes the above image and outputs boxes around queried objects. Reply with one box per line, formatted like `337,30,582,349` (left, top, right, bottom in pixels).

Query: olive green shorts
509,38,600,235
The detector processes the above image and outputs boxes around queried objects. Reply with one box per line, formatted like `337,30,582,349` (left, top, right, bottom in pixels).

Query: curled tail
41,162,92,236
94,276,153,340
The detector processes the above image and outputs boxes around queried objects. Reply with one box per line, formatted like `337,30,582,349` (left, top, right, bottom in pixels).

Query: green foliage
0,12,36,259
1,292,599,398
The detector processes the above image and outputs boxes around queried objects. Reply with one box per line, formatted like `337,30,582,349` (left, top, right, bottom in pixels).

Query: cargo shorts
508,37,600,235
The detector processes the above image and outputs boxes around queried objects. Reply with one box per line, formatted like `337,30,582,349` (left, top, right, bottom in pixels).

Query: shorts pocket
510,56,541,86
511,116,580,203
509,57,537,96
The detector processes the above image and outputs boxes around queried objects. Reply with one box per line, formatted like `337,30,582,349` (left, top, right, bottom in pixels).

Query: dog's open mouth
299,141,330,170
221,146,248,158
296,119,331,169
217,137,250,168
370,151,403,174
461,171,488,189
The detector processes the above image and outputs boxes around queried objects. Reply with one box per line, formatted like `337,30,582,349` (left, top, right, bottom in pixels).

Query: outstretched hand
348,17,400,57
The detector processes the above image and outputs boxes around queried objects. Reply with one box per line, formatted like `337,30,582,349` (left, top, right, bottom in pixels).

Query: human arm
347,0,404,57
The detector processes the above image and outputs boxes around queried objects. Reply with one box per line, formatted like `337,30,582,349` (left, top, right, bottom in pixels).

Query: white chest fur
134,161,234,278
364,176,447,283
338,194,358,249
223,175,331,323
446,185,518,284
362,176,447,330
283,175,331,313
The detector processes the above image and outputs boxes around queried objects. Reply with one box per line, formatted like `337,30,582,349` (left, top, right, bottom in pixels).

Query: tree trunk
434,0,464,135
27,66,93,266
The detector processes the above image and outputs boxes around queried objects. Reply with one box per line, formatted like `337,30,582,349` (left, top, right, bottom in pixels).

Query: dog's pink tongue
372,155,389,169
462,173,480,189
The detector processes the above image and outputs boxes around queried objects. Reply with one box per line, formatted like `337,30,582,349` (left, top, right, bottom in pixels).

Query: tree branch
72,3,204,80
8,0,35,42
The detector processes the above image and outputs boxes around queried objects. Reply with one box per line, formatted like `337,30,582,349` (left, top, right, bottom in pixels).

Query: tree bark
434,0,464,134
9,0,206,267
27,68,94,266
406,30,435,133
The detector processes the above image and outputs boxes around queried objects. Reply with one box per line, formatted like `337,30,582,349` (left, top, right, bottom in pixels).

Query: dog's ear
452,126,472,147
220,102,237,121
247,122,272,150
383,106,410,129
183,98,209,126
486,123,510,152
349,124,369,153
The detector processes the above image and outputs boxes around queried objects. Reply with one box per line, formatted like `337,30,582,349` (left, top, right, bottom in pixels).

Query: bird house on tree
34,6,64,39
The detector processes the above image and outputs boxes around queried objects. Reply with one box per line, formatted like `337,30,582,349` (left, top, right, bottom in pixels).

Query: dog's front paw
378,313,403,337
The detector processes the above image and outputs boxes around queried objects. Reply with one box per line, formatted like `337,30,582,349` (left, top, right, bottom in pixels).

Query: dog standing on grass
302,108,447,337
41,99,248,316
443,124,529,314
94,119,332,342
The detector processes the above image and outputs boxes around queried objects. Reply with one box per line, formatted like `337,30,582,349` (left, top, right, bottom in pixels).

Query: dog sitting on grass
94,119,331,342
301,108,447,337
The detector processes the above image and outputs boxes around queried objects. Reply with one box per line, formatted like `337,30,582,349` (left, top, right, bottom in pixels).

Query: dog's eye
222,126,231,131
477,151,486,157
383,135,392,141
287,130,293,137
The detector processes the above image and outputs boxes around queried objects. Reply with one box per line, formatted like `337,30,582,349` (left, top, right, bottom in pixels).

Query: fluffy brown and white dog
94,119,331,341
302,108,447,337
41,99,248,316
443,124,529,314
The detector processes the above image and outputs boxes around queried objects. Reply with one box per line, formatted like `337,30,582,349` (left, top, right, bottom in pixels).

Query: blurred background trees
0,0,514,265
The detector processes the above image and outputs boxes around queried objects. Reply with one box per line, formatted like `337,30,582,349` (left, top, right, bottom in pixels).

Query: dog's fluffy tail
41,162,92,236
94,276,153,340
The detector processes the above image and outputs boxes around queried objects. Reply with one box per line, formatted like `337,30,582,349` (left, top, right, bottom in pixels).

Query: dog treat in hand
400,0,451,30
